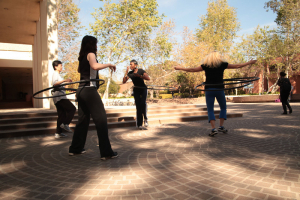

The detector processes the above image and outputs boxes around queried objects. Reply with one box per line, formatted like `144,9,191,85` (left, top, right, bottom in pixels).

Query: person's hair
202,51,225,68
52,60,62,70
130,59,138,66
78,35,97,61
280,72,286,77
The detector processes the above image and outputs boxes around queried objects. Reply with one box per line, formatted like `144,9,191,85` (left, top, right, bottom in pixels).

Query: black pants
280,91,292,113
69,87,114,157
133,88,148,127
55,99,76,134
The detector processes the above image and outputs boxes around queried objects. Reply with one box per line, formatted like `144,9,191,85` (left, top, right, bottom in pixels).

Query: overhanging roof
0,0,42,45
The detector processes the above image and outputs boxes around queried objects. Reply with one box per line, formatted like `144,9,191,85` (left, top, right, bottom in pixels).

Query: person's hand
127,66,130,71
65,79,72,83
249,59,257,65
109,64,116,72
174,66,179,70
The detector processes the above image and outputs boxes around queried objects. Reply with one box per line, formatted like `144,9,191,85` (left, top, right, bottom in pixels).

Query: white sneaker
55,133,67,138
60,123,73,133
144,120,149,127
138,126,144,130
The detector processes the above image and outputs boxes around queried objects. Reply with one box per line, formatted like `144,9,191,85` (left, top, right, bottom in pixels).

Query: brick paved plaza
0,103,299,200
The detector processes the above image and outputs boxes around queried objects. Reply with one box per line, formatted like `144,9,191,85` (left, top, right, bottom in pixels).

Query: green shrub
108,96,134,99
159,90,169,94
173,93,190,98
237,90,246,95
159,94,173,99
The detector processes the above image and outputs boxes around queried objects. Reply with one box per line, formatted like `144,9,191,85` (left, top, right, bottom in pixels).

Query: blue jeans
205,89,227,123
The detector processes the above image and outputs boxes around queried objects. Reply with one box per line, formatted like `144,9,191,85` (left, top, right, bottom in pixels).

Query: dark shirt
201,62,228,89
127,69,147,90
277,77,291,93
78,53,99,88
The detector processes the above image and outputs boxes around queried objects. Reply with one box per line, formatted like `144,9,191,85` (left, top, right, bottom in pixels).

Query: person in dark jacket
277,72,292,114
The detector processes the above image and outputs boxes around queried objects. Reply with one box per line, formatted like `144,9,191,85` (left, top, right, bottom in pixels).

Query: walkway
0,103,299,200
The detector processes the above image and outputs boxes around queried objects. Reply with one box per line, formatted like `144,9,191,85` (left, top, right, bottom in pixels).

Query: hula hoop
133,85,176,91
33,79,105,99
195,77,259,91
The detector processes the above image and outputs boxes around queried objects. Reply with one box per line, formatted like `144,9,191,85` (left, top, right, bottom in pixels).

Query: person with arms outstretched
174,51,256,137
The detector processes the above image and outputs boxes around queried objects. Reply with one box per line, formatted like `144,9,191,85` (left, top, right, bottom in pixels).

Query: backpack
280,78,291,92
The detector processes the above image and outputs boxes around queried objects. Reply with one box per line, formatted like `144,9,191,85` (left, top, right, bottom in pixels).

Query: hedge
159,94,173,99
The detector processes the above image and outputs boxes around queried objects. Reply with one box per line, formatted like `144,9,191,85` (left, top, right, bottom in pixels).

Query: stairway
0,104,243,138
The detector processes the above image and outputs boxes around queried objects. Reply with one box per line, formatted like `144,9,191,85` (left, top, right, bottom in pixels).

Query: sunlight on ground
7,144,26,150
0,161,24,173
236,128,268,133
266,124,300,129
243,133,275,139
41,141,68,146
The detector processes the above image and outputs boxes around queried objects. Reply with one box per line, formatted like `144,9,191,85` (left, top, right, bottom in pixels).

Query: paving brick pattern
0,103,299,200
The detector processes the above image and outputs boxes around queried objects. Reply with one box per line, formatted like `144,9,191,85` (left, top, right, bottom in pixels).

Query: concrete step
0,104,206,119
0,113,243,138
0,111,218,131
0,107,208,124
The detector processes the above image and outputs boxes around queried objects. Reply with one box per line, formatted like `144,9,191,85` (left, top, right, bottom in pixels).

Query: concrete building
0,0,58,109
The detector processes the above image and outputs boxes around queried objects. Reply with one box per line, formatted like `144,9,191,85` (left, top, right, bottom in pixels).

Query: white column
32,0,58,109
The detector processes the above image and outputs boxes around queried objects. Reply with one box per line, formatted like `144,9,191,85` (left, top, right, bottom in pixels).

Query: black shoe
218,126,228,133
208,129,218,137
282,112,288,115
69,149,86,156
289,110,292,114
101,152,118,160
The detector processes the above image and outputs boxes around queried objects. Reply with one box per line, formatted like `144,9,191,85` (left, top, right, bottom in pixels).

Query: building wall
4,83,33,101
253,69,299,94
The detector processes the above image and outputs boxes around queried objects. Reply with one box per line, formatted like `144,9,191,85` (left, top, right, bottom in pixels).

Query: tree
143,20,176,98
173,27,210,94
90,0,164,99
98,77,120,96
63,61,80,83
265,0,300,76
235,26,278,93
196,0,240,53
57,0,82,63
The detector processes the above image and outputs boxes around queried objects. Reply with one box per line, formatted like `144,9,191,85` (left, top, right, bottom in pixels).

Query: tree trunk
149,90,154,99
103,58,111,99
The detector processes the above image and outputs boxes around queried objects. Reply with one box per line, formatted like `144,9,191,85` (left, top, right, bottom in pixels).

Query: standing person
69,35,118,160
174,51,256,137
52,60,76,139
277,72,292,114
123,60,150,130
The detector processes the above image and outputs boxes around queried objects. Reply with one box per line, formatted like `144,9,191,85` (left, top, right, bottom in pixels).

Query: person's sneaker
55,133,67,138
138,126,144,130
282,112,288,115
60,123,73,133
289,110,292,114
69,149,86,156
218,126,228,133
144,120,149,127
208,128,218,137
101,152,118,160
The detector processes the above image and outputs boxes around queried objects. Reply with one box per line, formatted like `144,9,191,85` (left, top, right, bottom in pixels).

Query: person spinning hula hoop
69,35,118,160
174,51,257,137
123,60,150,130
52,60,76,139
